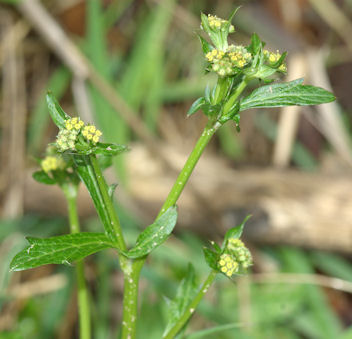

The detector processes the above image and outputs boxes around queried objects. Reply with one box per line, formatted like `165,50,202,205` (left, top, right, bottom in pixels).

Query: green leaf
197,35,213,55
240,79,336,111
32,170,57,185
74,155,119,243
98,155,113,170
164,263,198,335
93,142,128,156
200,12,211,34
223,215,251,246
228,6,241,22
187,97,206,117
46,92,70,129
10,233,114,271
125,206,178,258
203,247,218,270
248,33,261,54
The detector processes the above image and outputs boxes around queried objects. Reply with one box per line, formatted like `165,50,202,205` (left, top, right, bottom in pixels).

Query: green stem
222,77,249,115
62,183,91,339
163,270,217,339
120,121,221,339
158,120,221,217
120,75,249,339
89,155,127,252
121,260,143,339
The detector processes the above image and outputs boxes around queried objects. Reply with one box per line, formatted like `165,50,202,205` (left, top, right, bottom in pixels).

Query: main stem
63,183,91,339
121,120,221,339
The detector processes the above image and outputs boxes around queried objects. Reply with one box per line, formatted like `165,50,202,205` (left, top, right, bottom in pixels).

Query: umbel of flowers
218,238,252,277
56,117,102,152
200,12,287,78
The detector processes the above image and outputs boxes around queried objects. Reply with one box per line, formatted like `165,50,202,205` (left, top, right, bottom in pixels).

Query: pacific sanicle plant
10,9,335,339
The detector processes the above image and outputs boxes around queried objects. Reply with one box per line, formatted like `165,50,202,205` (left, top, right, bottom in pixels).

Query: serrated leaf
125,207,178,258
197,35,213,55
46,92,70,129
32,170,57,185
187,97,206,117
164,263,198,335
223,215,251,247
10,233,114,271
203,247,219,270
240,78,336,111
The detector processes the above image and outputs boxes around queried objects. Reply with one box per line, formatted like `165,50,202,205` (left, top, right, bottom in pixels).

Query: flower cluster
41,155,65,173
206,45,252,77
57,128,79,151
217,238,252,277
82,125,102,144
264,49,287,72
65,117,84,131
207,14,234,32
56,117,102,152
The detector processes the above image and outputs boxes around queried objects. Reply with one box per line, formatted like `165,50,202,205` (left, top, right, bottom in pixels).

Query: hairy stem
121,260,143,339
163,270,217,339
63,183,91,339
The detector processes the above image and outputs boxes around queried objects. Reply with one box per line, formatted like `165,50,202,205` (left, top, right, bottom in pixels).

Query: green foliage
10,233,114,271
164,264,198,335
240,78,336,110
222,214,250,246
46,92,70,129
32,170,57,185
125,207,178,258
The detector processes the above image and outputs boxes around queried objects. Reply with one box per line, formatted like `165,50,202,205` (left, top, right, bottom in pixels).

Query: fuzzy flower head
205,45,252,77
56,128,79,151
41,155,66,173
218,238,253,277
82,124,102,144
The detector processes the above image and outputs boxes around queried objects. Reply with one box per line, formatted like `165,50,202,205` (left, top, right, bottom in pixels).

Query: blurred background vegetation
1,0,352,338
